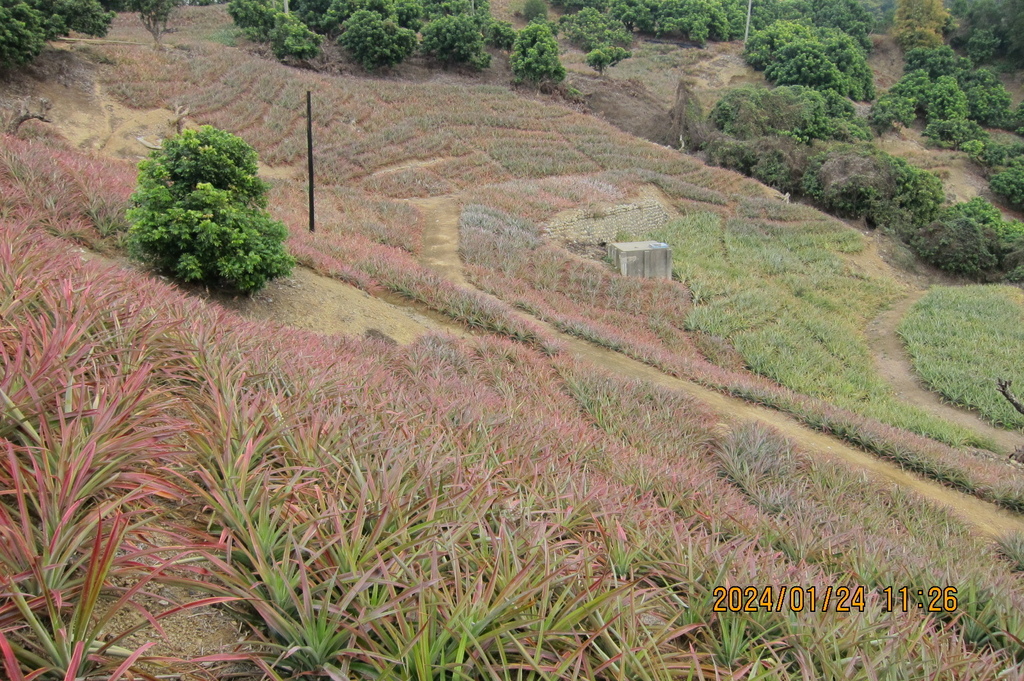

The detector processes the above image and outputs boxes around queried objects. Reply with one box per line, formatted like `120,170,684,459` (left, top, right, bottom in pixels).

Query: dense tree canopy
809,0,872,49
956,0,1024,67
0,0,113,67
893,0,948,49
559,7,630,50
421,12,490,67
340,8,417,69
510,22,564,84
128,126,294,293
711,84,869,143
802,144,944,230
0,0,46,66
746,21,874,100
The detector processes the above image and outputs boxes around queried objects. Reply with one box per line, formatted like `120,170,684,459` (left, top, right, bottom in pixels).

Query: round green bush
991,165,1024,208
127,126,294,293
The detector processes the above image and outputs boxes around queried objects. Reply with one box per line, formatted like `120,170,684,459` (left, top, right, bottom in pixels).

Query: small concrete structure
607,241,672,279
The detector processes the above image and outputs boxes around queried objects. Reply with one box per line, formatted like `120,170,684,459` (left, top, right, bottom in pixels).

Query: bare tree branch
997,378,1024,416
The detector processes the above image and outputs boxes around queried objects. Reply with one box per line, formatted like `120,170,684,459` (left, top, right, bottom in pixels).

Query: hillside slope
3,7,1024,679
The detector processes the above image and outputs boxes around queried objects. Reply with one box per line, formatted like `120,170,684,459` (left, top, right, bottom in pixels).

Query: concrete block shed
607,241,672,279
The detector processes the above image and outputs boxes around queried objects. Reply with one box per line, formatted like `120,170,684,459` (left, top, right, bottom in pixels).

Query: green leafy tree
487,19,516,49
765,39,847,94
810,0,873,49
746,22,873,99
710,84,867,143
522,0,547,20
559,7,630,50
927,75,968,122
893,0,948,49
130,0,181,45
745,20,816,70
127,126,294,293
923,117,987,149
652,0,732,43
392,0,424,30
1,0,115,67
32,0,114,39
820,27,875,99
960,0,1024,66
966,27,999,63
903,45,967,78
292,0,337,34
992,166,1024,208
585,44,630,73
958,68,1012,127
910,198,1021,276
421,13,490,67
422,0,489,24
609,0,655,32
870,93,916,132
549,0,605,12
270,11,323,58
510,21,564,84
888,69,932,113
340,8,417,69
802,144,943,230
912,214,998,276
228,0,278,40
0,0,46,67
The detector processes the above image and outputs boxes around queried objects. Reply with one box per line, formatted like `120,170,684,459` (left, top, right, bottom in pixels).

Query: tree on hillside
893,0,948,49
609,0,654,32
228,0,278,40
32,0,114,40
810,0,873,49
510,22,564,84
487,19,516,49
128,126,294,293
0,0,113,68
340,8,417,69
559,7,630,51
746,22,874,100
0,0,46,66
131,0,181,46
586,45,630,74
421,12,490,68
927,74,968,122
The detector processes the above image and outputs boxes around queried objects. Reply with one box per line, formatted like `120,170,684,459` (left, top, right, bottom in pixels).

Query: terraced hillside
2,6,1024,679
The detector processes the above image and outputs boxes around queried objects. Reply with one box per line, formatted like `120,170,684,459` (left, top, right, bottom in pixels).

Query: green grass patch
899,285,1024,430
649,212,993,448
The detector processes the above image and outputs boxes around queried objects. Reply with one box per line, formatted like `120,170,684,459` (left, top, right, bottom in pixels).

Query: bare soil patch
408,194,470,287
209,266,463,344
867,33,904,93
569,73,676,147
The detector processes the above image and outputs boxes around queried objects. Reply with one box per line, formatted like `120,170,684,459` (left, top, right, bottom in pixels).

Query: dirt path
867,290,1024,455
409,195,469,287
413,195,1024,538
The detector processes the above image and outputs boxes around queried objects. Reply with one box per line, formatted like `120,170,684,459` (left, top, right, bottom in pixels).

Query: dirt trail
408,195,469,287
414,195,1024,539
867,291,1024,455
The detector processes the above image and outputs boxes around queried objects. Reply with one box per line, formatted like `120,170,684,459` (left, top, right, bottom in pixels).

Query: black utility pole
307,90,315,233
